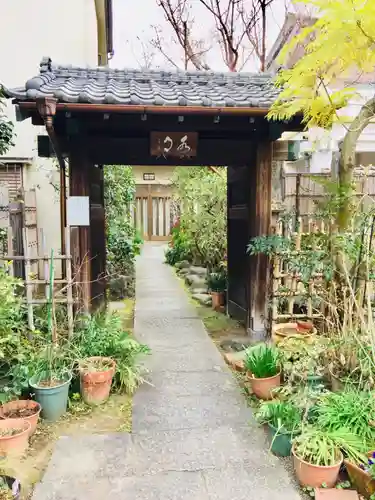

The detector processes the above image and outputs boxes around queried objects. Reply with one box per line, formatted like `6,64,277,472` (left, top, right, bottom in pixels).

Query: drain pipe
36,97,67,263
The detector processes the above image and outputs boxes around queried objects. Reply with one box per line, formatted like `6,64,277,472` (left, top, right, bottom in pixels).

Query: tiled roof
4,57,280,108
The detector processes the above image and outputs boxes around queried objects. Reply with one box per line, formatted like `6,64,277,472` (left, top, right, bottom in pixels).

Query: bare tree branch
155,0,210,70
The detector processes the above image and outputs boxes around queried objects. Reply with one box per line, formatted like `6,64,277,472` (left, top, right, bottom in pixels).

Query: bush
172,167,226,268
165,221,191,266
104,166,142,297
73,312,150,394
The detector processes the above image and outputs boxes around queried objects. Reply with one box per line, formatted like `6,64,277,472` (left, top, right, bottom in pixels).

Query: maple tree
268,0,375,230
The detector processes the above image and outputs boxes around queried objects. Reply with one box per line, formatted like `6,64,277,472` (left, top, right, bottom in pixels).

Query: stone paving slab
132,393,252,432
33,244,301,500
142,343,225,373
140,370,239,396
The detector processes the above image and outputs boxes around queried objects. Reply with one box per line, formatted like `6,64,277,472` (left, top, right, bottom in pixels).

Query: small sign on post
67,196,90,227
150,132,198,159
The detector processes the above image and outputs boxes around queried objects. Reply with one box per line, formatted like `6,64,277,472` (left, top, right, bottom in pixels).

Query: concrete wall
0,0,98,275
132,166,176,186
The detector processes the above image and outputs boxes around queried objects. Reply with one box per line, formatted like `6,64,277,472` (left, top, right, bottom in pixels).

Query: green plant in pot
207,269,227,310
257,400,302,457
279,336,326,388
244,344,281,400
29,343,73,422
78,356,116,406
292,426,366,489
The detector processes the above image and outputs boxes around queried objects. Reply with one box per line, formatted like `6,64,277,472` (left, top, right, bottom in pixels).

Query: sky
110,0,296,72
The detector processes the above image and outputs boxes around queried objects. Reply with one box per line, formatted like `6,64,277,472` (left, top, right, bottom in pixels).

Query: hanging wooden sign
150,132,198,158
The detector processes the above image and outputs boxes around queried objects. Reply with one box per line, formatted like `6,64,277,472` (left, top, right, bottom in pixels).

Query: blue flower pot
29,373,71,422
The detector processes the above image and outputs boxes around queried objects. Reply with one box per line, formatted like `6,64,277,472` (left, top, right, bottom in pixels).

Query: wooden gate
227,165,253,324
133,185,173,241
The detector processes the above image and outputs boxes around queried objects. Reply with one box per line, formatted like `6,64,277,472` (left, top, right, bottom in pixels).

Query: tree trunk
337,96,375,231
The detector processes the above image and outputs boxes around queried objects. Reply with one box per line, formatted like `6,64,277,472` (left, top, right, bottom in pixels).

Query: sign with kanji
150,132,198,158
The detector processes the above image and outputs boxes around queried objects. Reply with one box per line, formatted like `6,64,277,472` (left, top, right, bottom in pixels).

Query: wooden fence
269,167,375,326
282,167,375,215
0,226,74,337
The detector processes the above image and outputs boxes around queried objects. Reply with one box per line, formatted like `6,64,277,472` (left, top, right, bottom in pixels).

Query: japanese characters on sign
150,132,198,159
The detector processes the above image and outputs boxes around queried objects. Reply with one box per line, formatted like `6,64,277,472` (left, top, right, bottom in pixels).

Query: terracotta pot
272,322,317,345
0,418,30,458
297,320,314,333
211,291,224,310
80,357,116,405
345,452,375,499
292,446,343,488
0,400,41,437
248,371,281,400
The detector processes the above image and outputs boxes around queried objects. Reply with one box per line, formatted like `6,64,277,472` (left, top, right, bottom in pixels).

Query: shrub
73,312,150,394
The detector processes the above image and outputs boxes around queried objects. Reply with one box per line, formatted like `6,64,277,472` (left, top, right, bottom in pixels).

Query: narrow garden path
32,243,301,500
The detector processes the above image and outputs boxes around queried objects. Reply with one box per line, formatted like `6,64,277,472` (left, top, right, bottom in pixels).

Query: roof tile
4,57,280,108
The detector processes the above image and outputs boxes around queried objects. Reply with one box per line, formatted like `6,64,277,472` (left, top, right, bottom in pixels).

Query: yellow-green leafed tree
268,0,375,230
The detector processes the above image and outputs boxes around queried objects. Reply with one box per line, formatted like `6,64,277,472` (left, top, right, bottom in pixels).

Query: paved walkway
33,243,301,499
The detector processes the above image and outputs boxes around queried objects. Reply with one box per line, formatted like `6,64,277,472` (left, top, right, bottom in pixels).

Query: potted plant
29,344,72,422
272,322,317,344
79,357,116,405
244,344,281,400
279,337,326,388
344,451,375,499
257,400,302,457
207,270,226,310
0,400,41,436
0,419,30,458
292,427,366,488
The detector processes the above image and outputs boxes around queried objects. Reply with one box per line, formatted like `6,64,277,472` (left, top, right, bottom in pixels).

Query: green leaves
172,166,227,268
244,343,279,379
0,87,14,155
257,400,302,434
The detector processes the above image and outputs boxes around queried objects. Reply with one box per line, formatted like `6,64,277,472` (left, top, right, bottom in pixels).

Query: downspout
94,0,108,66
36,98,67,267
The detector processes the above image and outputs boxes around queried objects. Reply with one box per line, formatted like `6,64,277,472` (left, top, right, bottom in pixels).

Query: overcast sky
110,0,295,72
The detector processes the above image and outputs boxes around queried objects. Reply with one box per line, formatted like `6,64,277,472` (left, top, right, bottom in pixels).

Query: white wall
0,0,98,275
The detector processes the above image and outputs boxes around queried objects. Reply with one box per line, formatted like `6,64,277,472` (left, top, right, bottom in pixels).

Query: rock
189,266,207,276
220,339,252,353
175,260,190,269
185,274,207,290
177,268,190,276
108,276,131,300
193,288,208,294
192,293,212,306
223,351,248,372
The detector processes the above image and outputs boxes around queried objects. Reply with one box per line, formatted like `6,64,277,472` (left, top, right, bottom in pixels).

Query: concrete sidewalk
33,243,301,499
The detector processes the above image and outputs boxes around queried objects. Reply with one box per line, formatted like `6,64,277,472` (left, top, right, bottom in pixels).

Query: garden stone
189,266,207,276
192,288,207,294
108,276,131,300
192,293,212,306
175,260,190,269
220,339,253,353
177,268,190,276
186,274,207,290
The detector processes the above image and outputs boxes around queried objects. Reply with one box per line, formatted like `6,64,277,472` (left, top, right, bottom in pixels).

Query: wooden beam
249,141,273,337
84,137,256,166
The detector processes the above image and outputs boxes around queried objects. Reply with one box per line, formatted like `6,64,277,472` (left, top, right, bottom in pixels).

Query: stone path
33,243,301,499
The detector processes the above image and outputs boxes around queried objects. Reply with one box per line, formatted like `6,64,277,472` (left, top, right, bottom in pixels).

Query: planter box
345,455,375,499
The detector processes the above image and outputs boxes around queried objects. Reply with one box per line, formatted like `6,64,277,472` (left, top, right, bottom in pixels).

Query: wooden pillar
248,141,273,337
90,165,106,310
69,146,91,313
